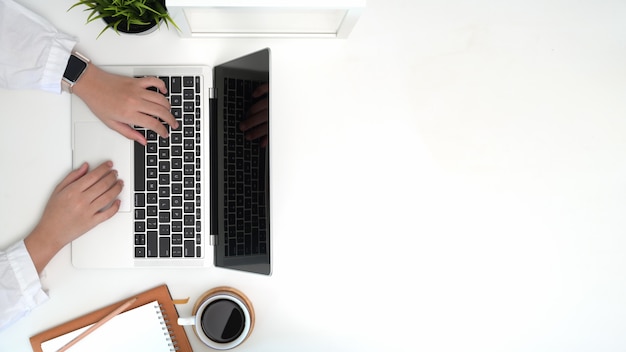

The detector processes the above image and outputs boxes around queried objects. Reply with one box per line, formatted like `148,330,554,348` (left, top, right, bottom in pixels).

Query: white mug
177,287,254,350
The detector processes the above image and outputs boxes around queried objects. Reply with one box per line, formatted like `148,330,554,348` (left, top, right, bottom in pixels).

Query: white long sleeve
0,0,80,332
0,240,49,332
0,0,77,93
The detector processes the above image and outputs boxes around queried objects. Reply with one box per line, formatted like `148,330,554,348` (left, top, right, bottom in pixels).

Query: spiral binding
155,303,178,352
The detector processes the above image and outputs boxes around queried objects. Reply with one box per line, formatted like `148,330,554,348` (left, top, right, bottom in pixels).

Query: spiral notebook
30,285,191,352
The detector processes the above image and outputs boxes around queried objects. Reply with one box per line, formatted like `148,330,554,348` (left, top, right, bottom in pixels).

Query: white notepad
41,301,174,352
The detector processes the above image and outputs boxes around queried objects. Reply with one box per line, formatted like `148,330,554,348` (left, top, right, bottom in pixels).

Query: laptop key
183,76,194,87
172,246,183,257
134,142,145,191
147,193,157,204
135,221,145,232
147,231,158,257
135,234,145,245
147,154,157,166
159,211,170,223
184,127,194,138
159,186,170,198
159,237,170,257
184,240,195,257
171,76,182,93
135,193,145,207
184,215,194,226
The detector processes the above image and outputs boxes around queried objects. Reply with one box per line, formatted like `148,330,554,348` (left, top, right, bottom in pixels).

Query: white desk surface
2,0,626,351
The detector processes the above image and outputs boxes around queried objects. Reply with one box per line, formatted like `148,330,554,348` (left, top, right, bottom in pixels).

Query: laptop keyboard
222,78,268,257
133,75,203,259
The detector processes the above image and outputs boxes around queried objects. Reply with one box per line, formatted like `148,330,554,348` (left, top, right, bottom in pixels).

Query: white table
2,0,626,351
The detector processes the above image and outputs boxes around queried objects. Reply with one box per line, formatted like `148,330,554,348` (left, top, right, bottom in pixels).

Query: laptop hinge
209,87,215,99
209,234,218,246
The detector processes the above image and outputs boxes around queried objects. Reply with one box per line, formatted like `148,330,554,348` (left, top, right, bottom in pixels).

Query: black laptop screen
212,49,271,275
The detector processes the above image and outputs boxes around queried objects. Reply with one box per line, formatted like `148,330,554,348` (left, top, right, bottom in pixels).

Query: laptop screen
212,49,271,275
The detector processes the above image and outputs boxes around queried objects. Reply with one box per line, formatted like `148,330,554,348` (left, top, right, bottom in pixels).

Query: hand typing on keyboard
239,83,269,148
23,161,123,273
72,65,179,146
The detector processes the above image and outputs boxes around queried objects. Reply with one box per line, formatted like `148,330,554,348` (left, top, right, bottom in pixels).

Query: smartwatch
62,52,90,93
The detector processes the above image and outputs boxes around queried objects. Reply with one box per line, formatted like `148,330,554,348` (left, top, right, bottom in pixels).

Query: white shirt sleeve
0,0,77,93
0,240,49,332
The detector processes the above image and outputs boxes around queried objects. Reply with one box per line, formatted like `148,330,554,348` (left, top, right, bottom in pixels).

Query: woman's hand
24,161,123,273
72,64,179,145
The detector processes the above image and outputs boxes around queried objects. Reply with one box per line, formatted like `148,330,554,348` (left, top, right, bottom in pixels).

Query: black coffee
200,299,245,343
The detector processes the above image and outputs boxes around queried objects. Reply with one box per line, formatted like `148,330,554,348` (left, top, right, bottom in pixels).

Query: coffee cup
177,287,254,350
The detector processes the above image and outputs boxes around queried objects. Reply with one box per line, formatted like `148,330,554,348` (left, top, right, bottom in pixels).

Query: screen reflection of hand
240,83,269,148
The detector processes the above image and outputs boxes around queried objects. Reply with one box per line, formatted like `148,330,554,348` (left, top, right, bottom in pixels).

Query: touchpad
73,122,132,213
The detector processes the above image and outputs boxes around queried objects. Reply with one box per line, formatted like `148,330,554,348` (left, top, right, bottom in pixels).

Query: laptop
71,49,271,275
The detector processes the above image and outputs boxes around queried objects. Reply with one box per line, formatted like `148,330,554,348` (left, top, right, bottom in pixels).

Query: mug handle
177,316,196,326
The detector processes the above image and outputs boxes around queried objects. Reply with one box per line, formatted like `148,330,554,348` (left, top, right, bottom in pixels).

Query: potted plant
69,0,179,38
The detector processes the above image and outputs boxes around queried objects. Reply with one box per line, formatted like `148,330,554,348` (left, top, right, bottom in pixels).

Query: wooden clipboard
29,284,192,352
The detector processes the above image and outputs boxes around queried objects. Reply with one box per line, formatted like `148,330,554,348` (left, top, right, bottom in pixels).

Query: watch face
63,55,88,82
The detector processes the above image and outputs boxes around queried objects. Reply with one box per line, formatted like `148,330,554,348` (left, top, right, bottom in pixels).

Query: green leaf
96,18,120,38
68,0,180,37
